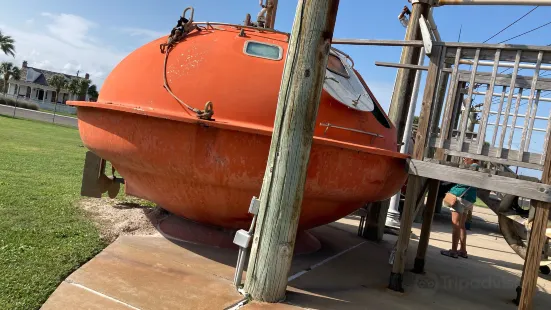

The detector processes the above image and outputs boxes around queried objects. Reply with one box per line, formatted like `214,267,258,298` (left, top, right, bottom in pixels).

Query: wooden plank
418,15,433,55
443,148,543,171
497,50,522,158
414,46,443,160
331,39,425,47
408,159,551,202
525,90,542,150
519,51,544,160
445,47,551,65
519,203,550,310
451,70,551,91
491,86,508,146
457,48,480,151
507,88,524,150
430,138,544,168
426,55,450,158
374,62,429,71
438,47,462,148
477,49,501,154
412,179,440,274
245,0,340,302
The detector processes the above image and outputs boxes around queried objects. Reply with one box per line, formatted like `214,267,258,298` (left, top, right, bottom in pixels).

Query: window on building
327,54,349,78
244,41,282,61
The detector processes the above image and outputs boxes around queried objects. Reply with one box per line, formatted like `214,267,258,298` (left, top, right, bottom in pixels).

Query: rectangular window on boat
244,41,282,61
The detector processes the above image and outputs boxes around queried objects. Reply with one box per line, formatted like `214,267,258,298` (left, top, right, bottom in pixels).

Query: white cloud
24,19,34,26
117,27,165,40
40,12,97,48
0,13,126,88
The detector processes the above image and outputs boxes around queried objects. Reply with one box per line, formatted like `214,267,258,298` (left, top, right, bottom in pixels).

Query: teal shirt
449,163,478,203
449,184,477,203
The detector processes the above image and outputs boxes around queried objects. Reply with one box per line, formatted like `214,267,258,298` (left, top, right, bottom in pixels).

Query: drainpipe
386,47,426,228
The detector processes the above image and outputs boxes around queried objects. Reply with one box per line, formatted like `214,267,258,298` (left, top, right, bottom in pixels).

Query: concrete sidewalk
0,105,77,127
42,211,551,309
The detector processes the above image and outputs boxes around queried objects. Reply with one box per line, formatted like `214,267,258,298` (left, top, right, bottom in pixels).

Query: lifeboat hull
78,107,407,229
71,25,408,230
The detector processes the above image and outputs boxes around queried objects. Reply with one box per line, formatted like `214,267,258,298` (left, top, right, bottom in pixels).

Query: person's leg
459,210,468,254
451,210,462,252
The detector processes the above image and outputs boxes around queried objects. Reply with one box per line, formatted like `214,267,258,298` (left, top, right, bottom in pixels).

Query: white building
5,60,90,105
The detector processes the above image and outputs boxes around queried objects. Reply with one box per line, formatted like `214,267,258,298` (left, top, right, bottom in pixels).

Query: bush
0,96,38,110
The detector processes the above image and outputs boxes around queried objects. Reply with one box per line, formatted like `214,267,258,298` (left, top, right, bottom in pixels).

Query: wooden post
389,45,442,292
517,132,551,309
265,0,279,29
245,0,340,302
388,1,431,144
363,200,390,241
412,178,440,274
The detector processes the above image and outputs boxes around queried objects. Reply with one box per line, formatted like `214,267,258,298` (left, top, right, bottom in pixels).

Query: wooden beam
244,0,340,303
389,45,442,292
518,203,550,309
387,2,431,145
412,179,440,274
430,138,544,170
452,70,551,91
518,120,551,309
265,0,278,29
408,159,551,202
445,47,551,65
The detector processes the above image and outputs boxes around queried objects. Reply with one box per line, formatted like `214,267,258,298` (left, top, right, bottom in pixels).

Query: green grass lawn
0,116,104,309
474,196,488,208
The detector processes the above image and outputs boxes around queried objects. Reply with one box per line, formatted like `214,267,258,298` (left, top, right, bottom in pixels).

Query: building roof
18,66,83,87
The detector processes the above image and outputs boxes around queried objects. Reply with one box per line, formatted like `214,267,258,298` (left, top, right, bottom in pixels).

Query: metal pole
438,0,551,5
386,47,426,229
245,0,339,302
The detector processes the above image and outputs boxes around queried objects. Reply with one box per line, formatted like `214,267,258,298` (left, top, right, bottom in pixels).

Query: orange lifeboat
70,21,408,230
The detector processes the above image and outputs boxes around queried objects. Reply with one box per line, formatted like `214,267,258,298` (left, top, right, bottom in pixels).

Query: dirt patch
79,197,168,242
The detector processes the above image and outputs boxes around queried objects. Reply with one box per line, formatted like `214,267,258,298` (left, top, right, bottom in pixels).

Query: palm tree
87,84,99,101
0,30,15,57
1,62,20,95
48,74,68,104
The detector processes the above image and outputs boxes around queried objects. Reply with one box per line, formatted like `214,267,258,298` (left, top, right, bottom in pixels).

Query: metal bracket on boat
249,196,261,215
320,122,384,138
81,151,125,199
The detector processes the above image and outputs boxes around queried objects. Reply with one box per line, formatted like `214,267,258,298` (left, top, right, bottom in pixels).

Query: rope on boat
160,7,214,121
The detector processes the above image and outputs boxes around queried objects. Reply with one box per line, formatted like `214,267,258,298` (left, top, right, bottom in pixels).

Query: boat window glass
244,41,282,60
371,102,391,128
327,54,349,78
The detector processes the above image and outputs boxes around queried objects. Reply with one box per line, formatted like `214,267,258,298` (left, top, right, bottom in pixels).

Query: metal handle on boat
320,123,383,138
183,7,194,22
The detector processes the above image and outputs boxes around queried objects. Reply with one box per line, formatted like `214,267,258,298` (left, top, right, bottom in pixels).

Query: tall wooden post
265,0,279,29
517,132,551,309
389,45,442,292
412,178,440,274
245,0,340,302
388,1,431,144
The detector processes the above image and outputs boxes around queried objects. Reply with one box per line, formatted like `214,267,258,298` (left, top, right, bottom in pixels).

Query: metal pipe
438,0,551,5
386,48,426,229
460,59,551,71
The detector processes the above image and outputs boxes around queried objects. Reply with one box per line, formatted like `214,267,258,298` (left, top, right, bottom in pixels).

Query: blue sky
1,1,550,176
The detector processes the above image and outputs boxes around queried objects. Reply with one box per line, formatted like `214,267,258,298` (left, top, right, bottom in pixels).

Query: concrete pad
42,281,134,310
43,206,551,309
